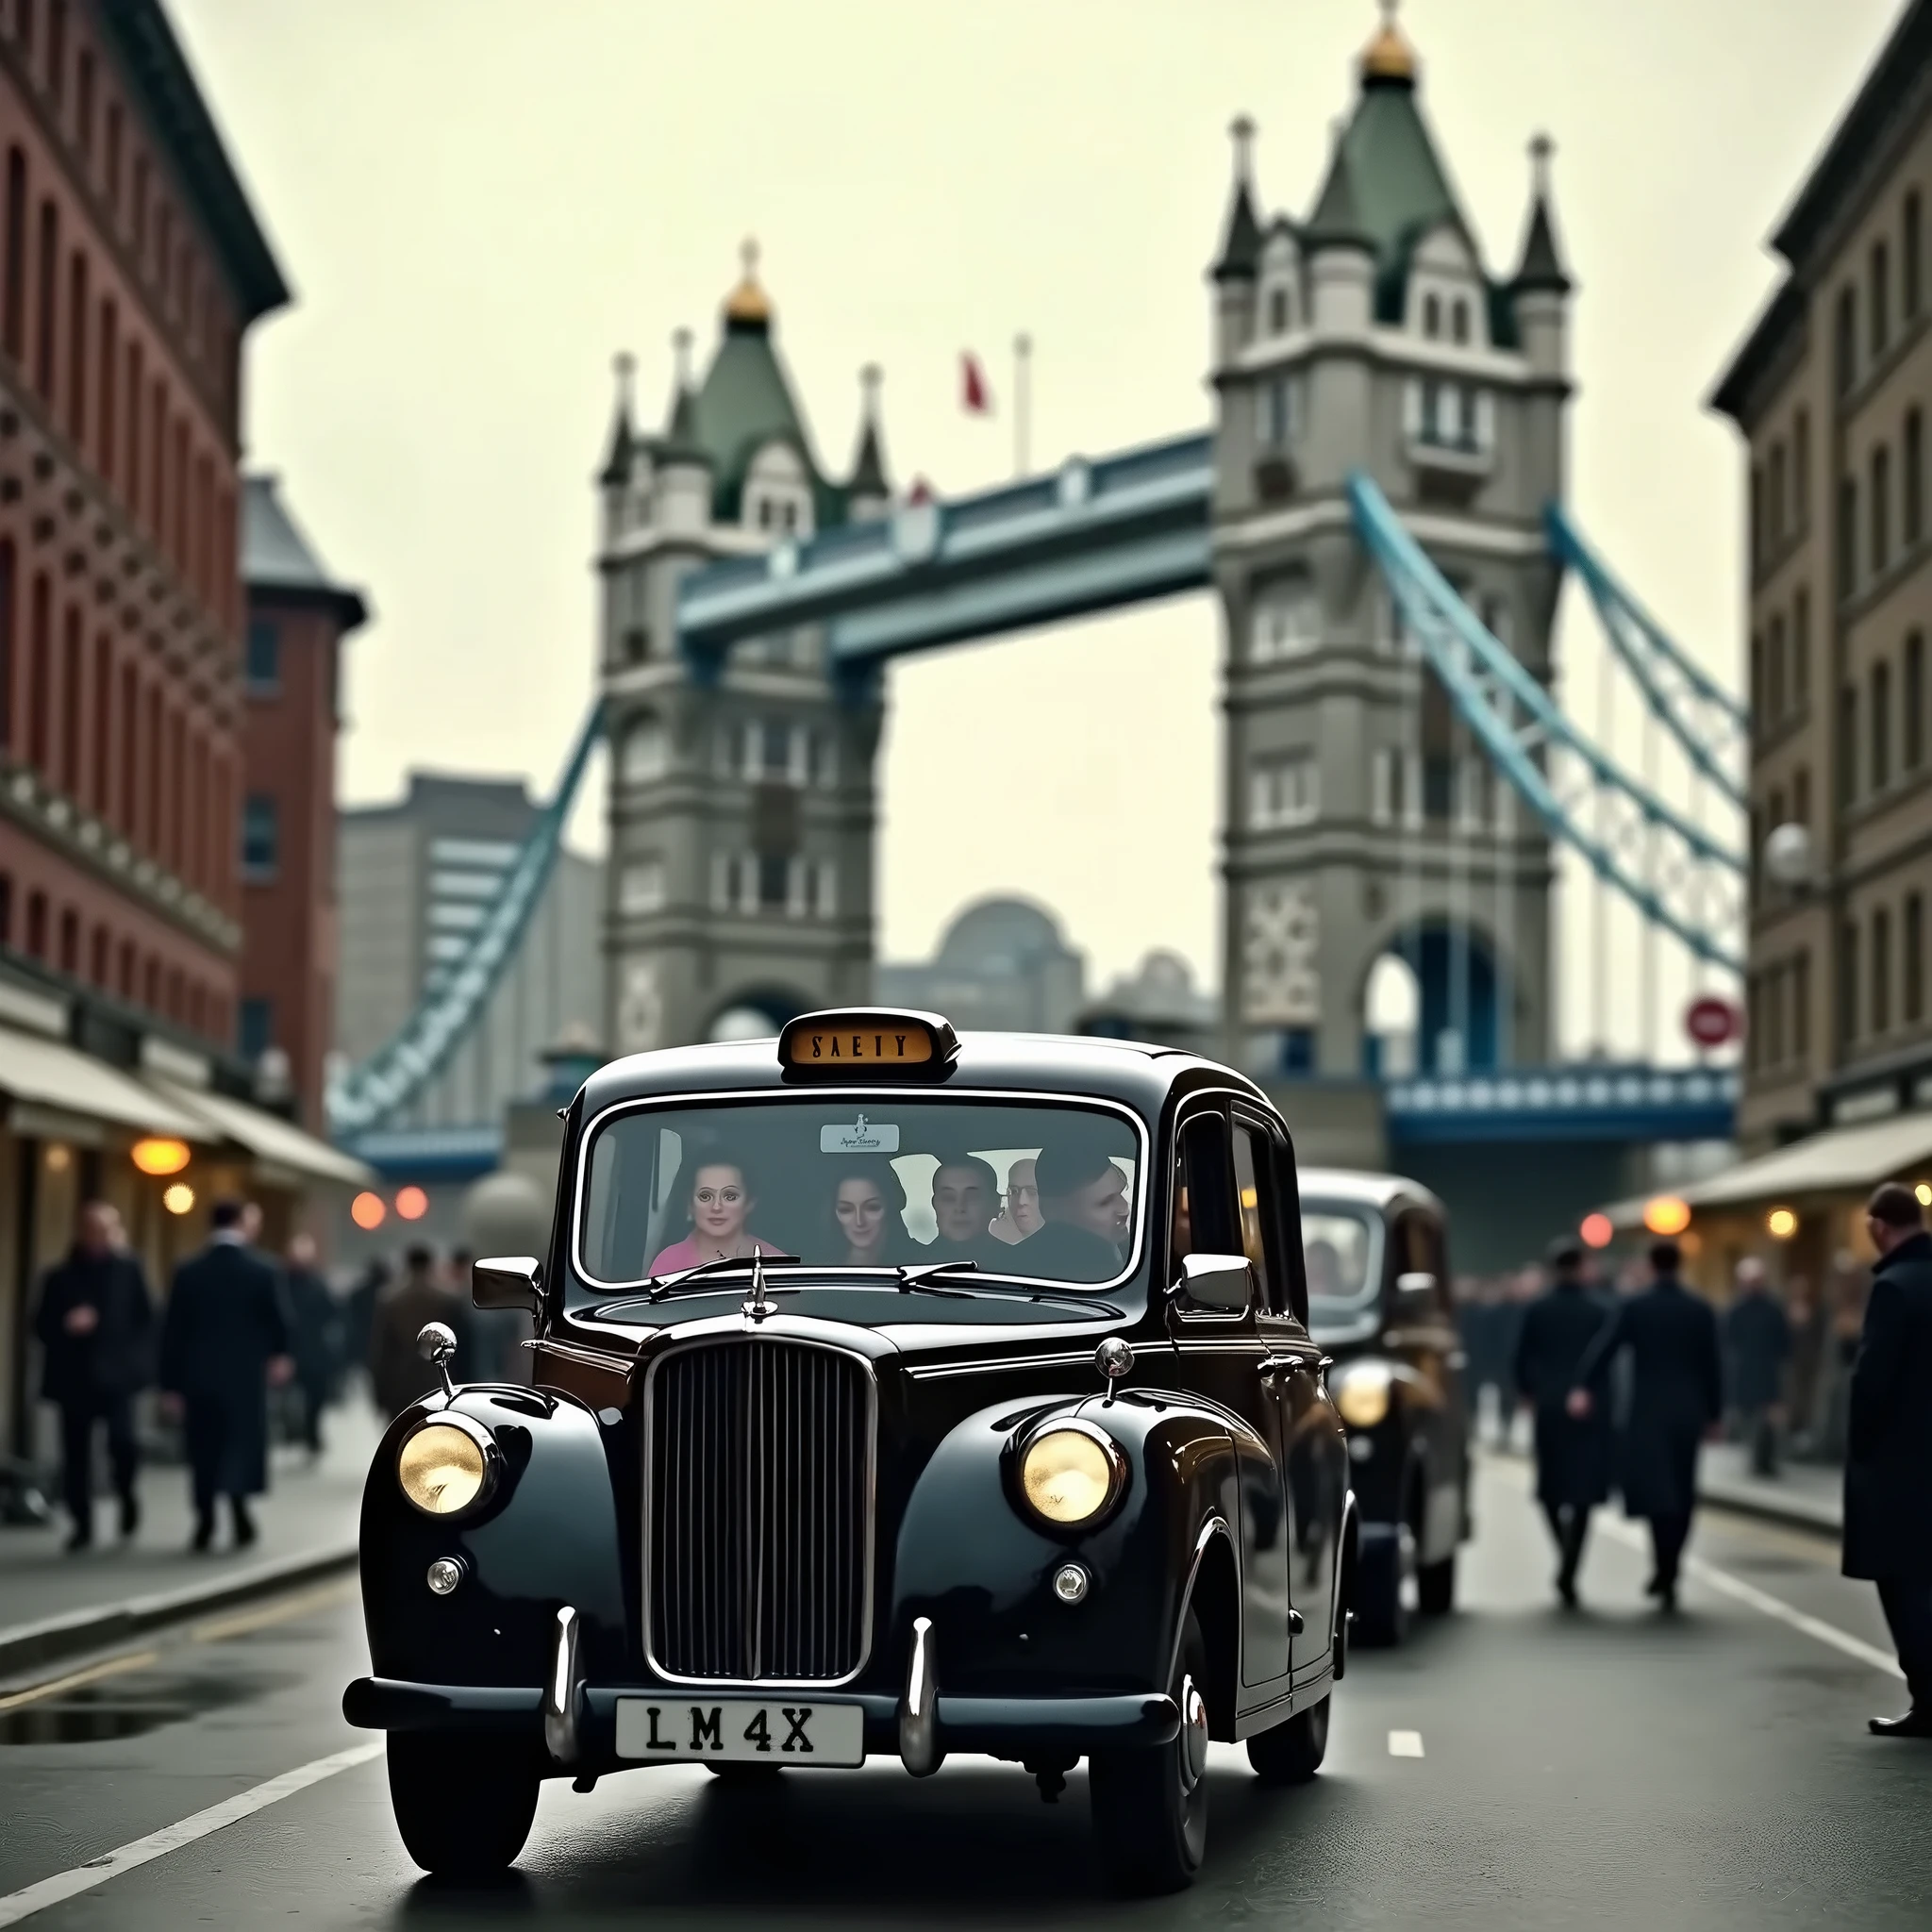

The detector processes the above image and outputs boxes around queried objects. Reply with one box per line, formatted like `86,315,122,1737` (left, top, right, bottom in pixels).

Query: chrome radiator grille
645,1339,874,1683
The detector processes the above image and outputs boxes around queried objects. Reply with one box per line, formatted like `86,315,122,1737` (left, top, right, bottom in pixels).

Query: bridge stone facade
593,251,891,1054
1208,16,1573,1155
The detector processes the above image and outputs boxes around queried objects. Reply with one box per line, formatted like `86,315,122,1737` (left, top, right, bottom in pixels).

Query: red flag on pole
960,352,991,414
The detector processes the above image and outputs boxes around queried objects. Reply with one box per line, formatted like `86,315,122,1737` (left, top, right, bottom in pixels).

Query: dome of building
935,897,1069,974
1359,2,1417,85
723,238,772,327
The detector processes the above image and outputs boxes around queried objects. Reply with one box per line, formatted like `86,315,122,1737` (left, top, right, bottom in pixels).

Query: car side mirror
1176,1252,1254,1314
1393,1271,1439,1322
474,1256,542,1313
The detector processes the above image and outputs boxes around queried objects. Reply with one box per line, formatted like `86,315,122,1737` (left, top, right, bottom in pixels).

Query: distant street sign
1685,995,1742,1049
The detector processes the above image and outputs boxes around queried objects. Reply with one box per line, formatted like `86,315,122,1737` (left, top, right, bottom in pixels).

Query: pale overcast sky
171,0,1896,1029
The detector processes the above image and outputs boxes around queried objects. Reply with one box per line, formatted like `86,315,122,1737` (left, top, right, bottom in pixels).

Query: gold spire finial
1360,0,1417,84
724,237,771,325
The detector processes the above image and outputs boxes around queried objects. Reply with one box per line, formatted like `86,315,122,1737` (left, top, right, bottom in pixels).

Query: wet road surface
1,1457,1928,1929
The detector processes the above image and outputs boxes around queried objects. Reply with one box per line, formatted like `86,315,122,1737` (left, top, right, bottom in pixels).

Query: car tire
1245,1693,1329,1785
1354,1525,1412,1648
386,1730,541,1877
1089,1607,1210,1894
1417,1551,1457,1617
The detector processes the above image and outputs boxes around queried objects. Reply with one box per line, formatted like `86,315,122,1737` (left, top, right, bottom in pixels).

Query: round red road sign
1685,995,1741,1048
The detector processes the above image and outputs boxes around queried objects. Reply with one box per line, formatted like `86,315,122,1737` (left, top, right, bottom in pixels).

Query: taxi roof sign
778,1008,958,1076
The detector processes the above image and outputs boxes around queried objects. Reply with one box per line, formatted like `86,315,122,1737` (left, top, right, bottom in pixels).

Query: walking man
282,1233,342,1457
1844,1182,1932,1738
1724,1257,1791,1478
32,1202,155,1550
1514,1238,1612,1607
370,1244,472,1420
159,1200,294,1551
1570,1237,1723,1611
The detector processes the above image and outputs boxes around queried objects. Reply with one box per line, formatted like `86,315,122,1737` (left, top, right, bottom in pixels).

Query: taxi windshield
576,1098,1142,1291
1301,1205,1380,1313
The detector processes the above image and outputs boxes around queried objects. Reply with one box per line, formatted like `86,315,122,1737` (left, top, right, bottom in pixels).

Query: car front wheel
1089,1607,1210,1893
1354,1524,1413,1647
1246,1693,1329,1784
386,1729,541,1877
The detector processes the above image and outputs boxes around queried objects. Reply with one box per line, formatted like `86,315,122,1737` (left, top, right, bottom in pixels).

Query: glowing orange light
1579,1212,1614,1250
1767,1208,1798,1241
131,1137,192,1176
395,1186,429,1222
1642,1195,1692,1238
161,1182,195,1217
351,1191,388,1231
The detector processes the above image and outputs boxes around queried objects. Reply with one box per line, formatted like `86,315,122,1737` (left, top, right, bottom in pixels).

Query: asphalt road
1,1456,1928,1930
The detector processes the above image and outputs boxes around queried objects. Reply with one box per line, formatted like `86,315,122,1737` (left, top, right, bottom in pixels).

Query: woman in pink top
646,1160,780,1275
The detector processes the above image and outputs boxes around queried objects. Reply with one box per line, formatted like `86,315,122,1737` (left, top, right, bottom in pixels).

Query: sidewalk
0,1393,380,1677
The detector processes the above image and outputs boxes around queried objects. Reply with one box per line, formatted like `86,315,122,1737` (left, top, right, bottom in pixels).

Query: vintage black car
1297,1168,1470,1645
343,1010,1357,1893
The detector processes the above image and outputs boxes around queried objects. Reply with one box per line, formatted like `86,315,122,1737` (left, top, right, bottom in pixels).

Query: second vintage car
1297,1167,1470,1645
343,1009,1356,1893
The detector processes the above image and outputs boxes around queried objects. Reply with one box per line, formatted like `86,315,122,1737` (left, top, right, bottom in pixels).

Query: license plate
614,1697,863,1767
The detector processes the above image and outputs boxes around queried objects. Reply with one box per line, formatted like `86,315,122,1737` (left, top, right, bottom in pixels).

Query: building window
1251,579,1318,661
1873,659,1892,791
1768,441,1787,551
1451,297,1470,344
1793,764,1811,827
1749,633,1763,722
1255,377,1293,448
26,889,46,958
1908,895,1926,1026
1841,919,1860,1045
239,996,273,1061
756,854,789,910
1423,292,1441,340
1764,964,1784,1068
1836,285,1857,395
35,197,57,400
1839,475,1858,599
1907,409,1924,549
245,616,278,691
619,857,665,915
3,146,25,363
1908,633,1926,772
811,858,838,920
1793,409,1809,530
1267,285,1290,334
1839,683,1858,805
1873,443,1892,575
1874,906,1893,1034
1248,753,1319,829
241,793,277,878
1767,614,1787,723
1907,191,1924,321
1793,589,1810,704
620,713,668,785
1793,949,1810,1058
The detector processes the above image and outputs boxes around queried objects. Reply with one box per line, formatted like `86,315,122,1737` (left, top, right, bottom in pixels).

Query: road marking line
0,1738,384,1928
191,1579,356,1644
1387,1729,1424,1757
0,1650,160,1712
1595,1515,1904,1681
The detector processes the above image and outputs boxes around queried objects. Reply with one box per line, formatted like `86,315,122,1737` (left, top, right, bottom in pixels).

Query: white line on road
0,1738,384,1928
1387,1729,1424,1757
1595,1515,1904,1681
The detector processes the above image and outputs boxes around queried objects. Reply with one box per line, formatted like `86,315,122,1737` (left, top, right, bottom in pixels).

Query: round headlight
397,1422,491,1516
1020,1425,1122,1527
1334,1367,1392,1430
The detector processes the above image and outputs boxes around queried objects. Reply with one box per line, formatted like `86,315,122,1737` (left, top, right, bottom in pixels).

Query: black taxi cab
1297,1168,1469,1646
344,1010,1356,1894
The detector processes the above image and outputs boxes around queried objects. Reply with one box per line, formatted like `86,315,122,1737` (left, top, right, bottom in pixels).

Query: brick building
238,473,366,1130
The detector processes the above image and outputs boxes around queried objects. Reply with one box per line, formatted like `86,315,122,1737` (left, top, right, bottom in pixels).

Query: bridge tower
1209,8,1574,1158
594,247,891,1054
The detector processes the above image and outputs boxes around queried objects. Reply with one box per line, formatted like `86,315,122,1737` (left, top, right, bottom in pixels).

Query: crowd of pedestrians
29,1200,525,1554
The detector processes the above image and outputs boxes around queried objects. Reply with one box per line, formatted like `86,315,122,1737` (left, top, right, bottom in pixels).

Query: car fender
891,1391,1243,1699
358,1385,628,1688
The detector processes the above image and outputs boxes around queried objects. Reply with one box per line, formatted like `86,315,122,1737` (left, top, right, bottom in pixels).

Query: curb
0,1543,359,1683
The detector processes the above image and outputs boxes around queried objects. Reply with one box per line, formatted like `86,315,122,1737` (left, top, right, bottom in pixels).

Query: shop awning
0,1024,214,1141
150,1080,376,1191
1610,1108,1932,1222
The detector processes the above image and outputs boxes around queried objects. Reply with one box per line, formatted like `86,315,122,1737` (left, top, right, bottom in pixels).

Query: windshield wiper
895,1260,982,1299
894,1259,1123,1315
646,1253,796,1302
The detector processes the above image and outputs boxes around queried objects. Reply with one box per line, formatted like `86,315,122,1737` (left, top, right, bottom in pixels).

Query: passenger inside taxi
646,1158,787,1275
824,1157,915,1268
989,1158,1042,1246
927,1155,1000,1264
1007,1139,1132,1280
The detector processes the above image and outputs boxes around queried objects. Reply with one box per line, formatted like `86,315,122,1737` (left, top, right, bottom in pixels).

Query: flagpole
1013,332,1032,478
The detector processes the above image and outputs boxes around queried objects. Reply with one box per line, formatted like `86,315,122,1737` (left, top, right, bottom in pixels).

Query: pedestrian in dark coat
32,1202,155,1550
1571,1238,1723,1611
158,1200,293,1551
1843,1182,1932,1739
1724,1257,1791,1478
281,1232,342,1458
369,1245,472,1419
1514,1239,1613,1606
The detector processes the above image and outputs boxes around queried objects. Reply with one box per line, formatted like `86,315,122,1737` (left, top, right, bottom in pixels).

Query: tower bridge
329,8,1743,1265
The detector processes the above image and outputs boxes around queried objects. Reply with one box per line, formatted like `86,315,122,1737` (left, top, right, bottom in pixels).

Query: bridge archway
1358,917,1520,1076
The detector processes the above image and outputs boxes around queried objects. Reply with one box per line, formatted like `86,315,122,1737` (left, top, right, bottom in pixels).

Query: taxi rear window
577,1098,1141,1290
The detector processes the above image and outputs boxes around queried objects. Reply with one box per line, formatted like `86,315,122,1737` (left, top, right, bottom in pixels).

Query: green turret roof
1304,142,1373,252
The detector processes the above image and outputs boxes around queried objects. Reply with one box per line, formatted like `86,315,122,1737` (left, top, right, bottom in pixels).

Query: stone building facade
1715,0,1932,1151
